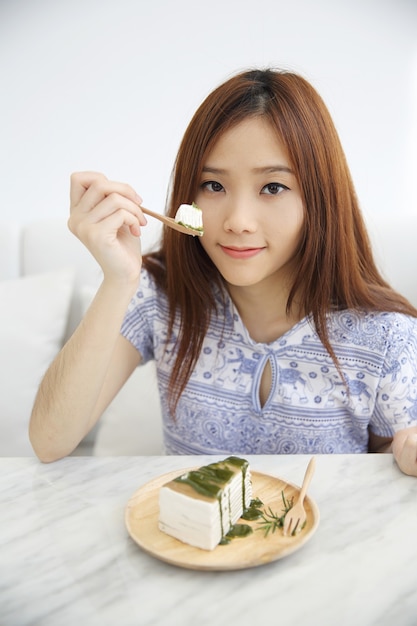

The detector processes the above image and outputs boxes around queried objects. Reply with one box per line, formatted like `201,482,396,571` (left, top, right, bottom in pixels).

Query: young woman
29,68,417,476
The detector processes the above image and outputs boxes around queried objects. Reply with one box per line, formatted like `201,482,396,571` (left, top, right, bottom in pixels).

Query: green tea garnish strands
256,491,297,537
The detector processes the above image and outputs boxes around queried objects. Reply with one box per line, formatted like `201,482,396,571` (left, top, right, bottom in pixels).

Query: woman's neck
226,281,303,344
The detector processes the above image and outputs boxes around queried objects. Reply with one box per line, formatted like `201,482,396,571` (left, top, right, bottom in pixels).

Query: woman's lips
219,245,264,259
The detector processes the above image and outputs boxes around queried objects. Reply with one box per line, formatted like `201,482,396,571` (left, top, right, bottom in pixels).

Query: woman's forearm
29,277,138,462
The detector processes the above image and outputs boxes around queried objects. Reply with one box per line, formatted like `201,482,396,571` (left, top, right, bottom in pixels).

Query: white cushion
0,221,21,280
21,219,103,340
93,361,164,456
0,270,74,456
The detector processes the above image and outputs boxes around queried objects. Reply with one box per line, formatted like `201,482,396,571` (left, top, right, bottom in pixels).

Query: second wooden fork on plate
283,456,316,536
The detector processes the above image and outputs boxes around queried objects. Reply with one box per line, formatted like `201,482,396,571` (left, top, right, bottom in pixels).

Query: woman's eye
261,182,289,195
201,180,224,193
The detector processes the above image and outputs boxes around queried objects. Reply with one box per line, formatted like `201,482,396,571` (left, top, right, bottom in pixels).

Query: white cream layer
174,203,203,231
159,468,252,551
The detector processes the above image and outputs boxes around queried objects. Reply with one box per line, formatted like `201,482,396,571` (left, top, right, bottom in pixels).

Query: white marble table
1,454,416,626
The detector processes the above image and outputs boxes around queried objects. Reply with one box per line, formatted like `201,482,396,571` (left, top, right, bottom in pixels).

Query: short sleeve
371,315,417,436
120,269,157,364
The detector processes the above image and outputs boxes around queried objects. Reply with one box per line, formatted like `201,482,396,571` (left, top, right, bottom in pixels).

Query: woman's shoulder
139,265,159,290
327,308,417,348
330,308,417,327
126,266,167,311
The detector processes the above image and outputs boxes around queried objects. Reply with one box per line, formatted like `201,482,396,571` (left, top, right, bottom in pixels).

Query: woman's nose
223,197,257,233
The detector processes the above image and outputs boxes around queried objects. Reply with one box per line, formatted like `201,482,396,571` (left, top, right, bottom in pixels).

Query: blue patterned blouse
121,269,417,455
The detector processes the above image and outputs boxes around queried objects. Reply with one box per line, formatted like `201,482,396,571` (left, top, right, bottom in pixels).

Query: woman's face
195,116,304,295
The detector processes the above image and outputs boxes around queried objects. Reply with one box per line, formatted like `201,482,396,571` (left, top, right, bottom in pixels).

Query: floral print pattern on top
121,269,417,455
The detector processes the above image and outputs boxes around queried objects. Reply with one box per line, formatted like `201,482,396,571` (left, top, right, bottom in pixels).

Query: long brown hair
143,68,417,413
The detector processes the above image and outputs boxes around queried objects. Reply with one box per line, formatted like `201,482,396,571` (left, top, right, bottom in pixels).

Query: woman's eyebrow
203,164,294,175
201,165,294,175
252,165,294,175
201,166,227,175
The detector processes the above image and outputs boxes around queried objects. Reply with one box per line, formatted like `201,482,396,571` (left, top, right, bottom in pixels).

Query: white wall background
1,0,416,250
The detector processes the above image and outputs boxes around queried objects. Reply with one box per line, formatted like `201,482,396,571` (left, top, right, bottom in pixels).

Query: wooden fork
283,456,316,536
140,206,203,236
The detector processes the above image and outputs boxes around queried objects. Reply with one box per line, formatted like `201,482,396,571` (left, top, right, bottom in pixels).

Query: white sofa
0,219,163,457
0,214,416,457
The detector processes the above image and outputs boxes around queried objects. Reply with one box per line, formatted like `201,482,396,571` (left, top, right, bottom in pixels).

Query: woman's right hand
68,171,147,284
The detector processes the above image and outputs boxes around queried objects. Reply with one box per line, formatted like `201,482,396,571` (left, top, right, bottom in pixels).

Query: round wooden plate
125,468,320,570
